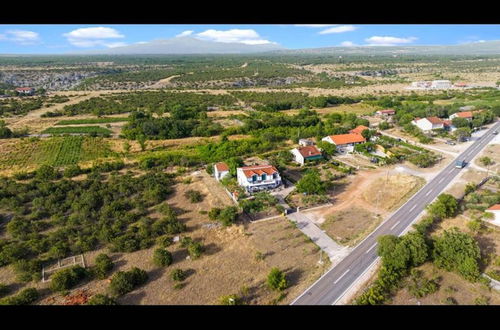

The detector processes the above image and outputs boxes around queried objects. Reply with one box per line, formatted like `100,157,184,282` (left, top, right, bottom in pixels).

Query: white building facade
236,165,282,193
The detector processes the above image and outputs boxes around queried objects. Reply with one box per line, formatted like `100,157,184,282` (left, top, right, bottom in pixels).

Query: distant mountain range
69,38,500,56
274,40,500,56
75,37,285,55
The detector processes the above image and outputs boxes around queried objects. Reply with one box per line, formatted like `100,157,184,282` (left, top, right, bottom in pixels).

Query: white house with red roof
236,164,282,193
321,133,366,153
486,204,500,226
15,87,35,96
291,145,323,166
213,162,230,181
411,117,444,132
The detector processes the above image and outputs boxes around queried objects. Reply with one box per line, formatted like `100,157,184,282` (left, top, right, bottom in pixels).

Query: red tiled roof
328,133,366,145
426,117,444,125
15,87,34,91
455,111,473,118
442,120,452,127
349,125,369,135
215,162,229,172
240,165,278,178
297,145,322,158
487,204,500,211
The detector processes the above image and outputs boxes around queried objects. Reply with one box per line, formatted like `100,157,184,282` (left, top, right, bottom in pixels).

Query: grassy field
42,126,113,135
55,117,129,125
0,136,117,173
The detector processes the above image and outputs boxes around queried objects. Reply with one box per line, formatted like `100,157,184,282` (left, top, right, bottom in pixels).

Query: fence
41,254,86,283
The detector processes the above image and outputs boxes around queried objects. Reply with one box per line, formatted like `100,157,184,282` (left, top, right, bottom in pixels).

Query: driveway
287,211,351,264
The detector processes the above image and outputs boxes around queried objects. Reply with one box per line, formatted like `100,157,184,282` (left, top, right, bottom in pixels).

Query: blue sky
0,24,498,54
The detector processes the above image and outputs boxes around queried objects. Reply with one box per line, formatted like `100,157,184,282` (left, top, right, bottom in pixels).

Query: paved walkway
287,212,351,264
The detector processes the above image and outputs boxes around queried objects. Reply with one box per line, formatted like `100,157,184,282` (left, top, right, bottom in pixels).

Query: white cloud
63,27,125,48
176,30,194,37
0,30,40,45
365,36,417,46
340,41,357,47
319,25,357,34
195,29,275,45
294,24,335,28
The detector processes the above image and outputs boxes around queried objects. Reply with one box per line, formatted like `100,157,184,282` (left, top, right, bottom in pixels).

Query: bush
35,165,60,180
50,266,88,293
0,284,8,297
296,169,326,195
170,268,186,282
187,241,204,259
219,294,243,305
156,235,173,248
432,228,481,282
406,269,439,298
109,267,148,296
0,288,39,305
87,294,118,305
93,254,114,280
267,268,288,291
184,190,203,203
63,165,83,178
153,248,173,267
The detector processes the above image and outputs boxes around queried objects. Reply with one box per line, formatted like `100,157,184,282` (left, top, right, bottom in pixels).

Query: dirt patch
388,262,500,305
320,207,383,247
362,173,425,212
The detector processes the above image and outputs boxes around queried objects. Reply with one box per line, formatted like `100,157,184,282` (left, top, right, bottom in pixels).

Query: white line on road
438,177,445,184
425,189,433,197
366,243,377,254
409,204,417,212
390,221,401,230
334,269,351,284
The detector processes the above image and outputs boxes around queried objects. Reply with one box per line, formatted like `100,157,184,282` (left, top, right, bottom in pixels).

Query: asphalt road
291,121,500,305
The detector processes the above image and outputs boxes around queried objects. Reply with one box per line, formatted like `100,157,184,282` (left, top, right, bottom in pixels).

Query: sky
0,24,498,54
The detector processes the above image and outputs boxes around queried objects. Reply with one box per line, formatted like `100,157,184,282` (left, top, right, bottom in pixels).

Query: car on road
455,159,466,169
445,140,456,145
493,131,498,135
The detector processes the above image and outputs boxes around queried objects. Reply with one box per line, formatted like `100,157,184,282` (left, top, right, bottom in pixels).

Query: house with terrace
322,133,366,153
236,165,282,193
291,145,323,166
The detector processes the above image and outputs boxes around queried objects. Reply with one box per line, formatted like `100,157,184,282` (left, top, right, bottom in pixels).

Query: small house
375,109,396,117
322,133,366,153
411,117,444,132
298,138,314,147
15,87,35,96
214,162,230,181
291,145,323,166
349,125,369,136
486,204,500,227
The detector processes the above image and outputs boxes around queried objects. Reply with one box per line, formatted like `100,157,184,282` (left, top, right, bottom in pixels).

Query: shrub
184,189,203,203
109,267,148,296
153,248,173,267
296,169,326,195
63,165,83,178
0,288,39,305
187,241,204,259
93,254,114,280
267,268,288,291
170,268,186,282
50,266,88,293
87,294,118,305
156,235,173,248
219,294,243,305
406,269,439,298
0,284,8,297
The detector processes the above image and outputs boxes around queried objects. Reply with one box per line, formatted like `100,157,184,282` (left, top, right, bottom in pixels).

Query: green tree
153,248,173,267
267,268,288,291
316,141,336,157
432,228,481,282
93,254,114,280
296,169,326,195
137,134,147,151
170,268,186,282
50,266,88,293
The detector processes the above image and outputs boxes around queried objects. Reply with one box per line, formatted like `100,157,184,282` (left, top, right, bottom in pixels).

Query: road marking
425,189,433,197
438,177,445,184
448,168,454,174
366,243,377,254
390,221,401,230
409,204,417,212
334,269,350,284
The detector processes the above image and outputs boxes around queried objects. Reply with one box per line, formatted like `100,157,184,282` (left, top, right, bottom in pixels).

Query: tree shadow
202,243,221,256
475,234,497,270
171,248,189,263
118,290,147,305
283,267,304,288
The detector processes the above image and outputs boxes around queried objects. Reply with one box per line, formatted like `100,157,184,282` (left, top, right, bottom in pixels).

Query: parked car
445,140,456,145
493,131,498,135
455,160,466,169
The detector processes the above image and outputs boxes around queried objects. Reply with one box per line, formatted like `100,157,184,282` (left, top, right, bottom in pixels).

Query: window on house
262,174,267,181
252,175,257,182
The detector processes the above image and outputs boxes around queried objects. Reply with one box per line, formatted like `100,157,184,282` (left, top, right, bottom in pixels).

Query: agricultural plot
0,136,117,172
55,117,129,125
42,126,113,136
